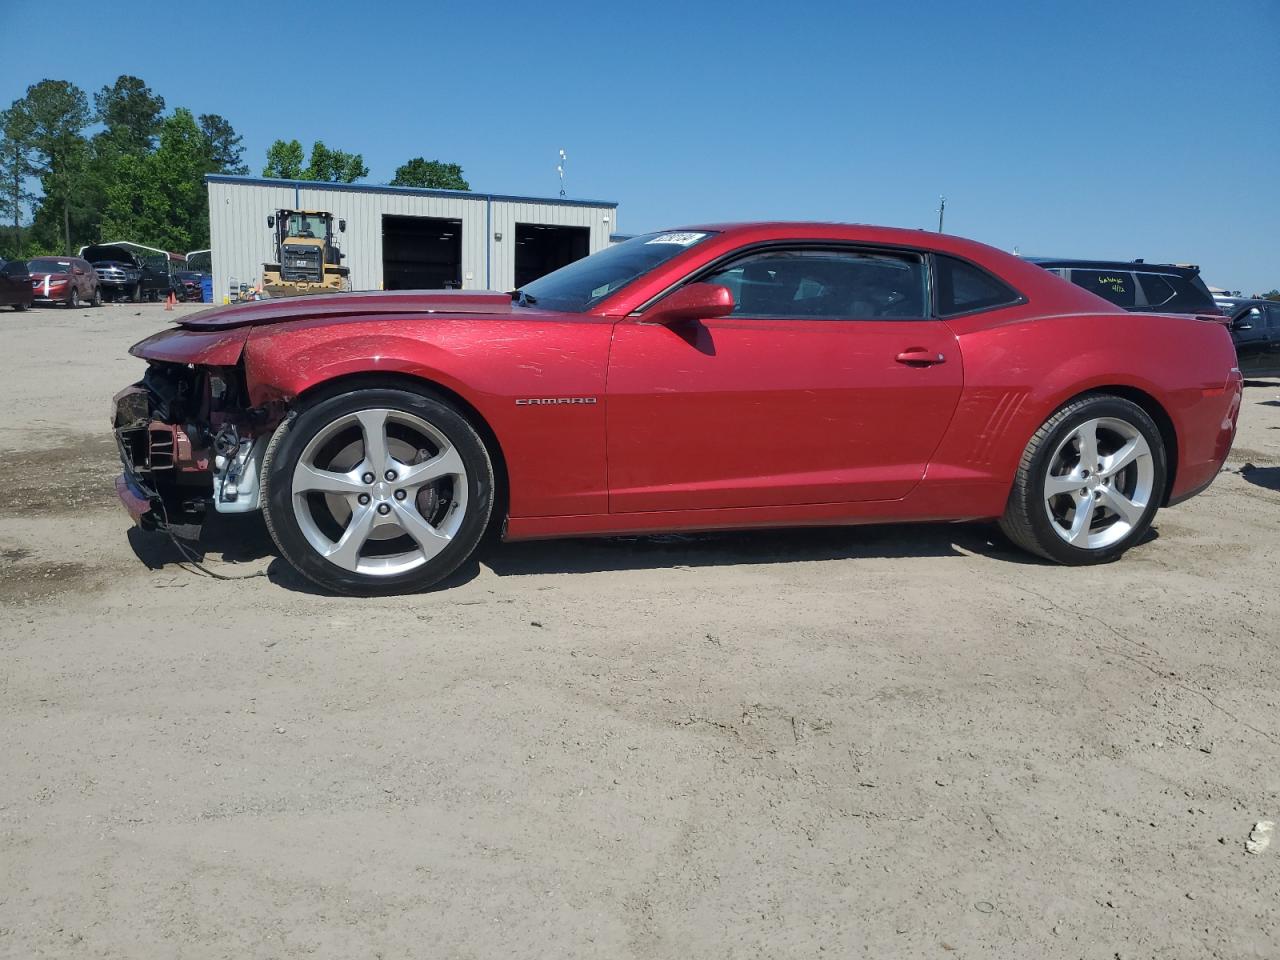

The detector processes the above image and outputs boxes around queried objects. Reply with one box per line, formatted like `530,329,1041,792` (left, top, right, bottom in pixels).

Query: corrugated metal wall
490,200,616,292
207,177,617,303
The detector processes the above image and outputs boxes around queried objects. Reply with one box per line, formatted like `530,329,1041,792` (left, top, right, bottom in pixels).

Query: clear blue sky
2,0,1276,292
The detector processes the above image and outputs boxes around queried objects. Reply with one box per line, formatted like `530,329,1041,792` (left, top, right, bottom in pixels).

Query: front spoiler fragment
115,471,158,530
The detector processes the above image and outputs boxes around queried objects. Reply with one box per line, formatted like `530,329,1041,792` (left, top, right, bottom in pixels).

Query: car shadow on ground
126,513,1168,596
1241,466,1280,492
127,513,277,569
481,521,1043,579
126,514,485,594
129,514,1064,597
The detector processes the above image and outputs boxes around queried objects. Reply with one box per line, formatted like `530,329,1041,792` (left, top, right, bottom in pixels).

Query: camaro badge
515,397,598,406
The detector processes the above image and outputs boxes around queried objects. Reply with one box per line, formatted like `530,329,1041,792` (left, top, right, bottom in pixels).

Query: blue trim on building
205,173,618,209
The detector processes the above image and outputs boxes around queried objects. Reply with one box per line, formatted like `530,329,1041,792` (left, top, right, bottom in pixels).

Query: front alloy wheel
261,387,494,595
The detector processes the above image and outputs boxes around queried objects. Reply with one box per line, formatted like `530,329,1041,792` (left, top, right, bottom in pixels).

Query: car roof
82,244,141,259
598,222,1124,319
1025,256,1202,277
665,222,1039,264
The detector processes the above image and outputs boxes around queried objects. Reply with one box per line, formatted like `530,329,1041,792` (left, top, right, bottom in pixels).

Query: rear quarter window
934,255,1022,317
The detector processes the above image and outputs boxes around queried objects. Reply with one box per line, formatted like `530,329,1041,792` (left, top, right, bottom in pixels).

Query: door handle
895,348,946,366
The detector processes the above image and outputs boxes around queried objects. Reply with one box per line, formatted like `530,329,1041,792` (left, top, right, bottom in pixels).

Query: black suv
0,257,33,311
1028,258,1219,316
82,244,178,302
1216,297,1280,378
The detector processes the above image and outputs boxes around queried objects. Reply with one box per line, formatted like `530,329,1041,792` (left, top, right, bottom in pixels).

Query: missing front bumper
111,378,213,530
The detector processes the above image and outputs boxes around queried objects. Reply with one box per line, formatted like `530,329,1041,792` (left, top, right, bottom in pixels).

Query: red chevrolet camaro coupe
113,223,1242,594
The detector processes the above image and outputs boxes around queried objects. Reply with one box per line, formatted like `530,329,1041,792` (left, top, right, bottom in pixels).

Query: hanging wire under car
155,498,268,582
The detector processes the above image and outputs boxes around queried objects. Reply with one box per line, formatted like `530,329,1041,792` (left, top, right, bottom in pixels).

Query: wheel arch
289,370,511,525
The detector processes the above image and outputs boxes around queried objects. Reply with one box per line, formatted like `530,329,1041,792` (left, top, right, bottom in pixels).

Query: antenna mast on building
937,195,946,233
557,149,567,198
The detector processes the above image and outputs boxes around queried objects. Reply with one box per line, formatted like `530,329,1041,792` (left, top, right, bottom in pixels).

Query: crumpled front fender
129,325,250,366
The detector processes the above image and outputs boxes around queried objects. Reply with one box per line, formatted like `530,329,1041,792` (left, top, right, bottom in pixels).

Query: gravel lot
2,302,1278,959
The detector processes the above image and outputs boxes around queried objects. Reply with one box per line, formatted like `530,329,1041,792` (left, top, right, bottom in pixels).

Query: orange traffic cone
165,290,176,311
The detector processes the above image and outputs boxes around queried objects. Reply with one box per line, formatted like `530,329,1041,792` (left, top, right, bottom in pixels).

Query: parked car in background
1217,297,1280,377
1209,287,1244,313
139,252,184,302
27,256,101,308
1028,258,1220,316
174,270,207,302
82,245,178,302
0,258,33,311
113,223,1242,595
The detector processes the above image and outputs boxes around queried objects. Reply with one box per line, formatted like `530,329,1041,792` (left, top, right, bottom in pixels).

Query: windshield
286,213,329,239
516,231,715,312
28,259,72,274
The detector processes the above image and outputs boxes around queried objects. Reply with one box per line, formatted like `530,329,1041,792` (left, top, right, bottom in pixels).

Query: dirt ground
1,301,1277,959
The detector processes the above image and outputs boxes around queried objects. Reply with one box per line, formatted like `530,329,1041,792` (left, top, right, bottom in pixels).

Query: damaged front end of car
112,328,283,535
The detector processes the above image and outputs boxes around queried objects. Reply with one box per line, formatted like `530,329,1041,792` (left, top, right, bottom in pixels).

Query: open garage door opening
514,224,590,289
382,215,462,290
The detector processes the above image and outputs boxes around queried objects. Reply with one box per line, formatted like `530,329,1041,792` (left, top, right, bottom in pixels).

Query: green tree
9,80,91,254
93,75,165,155
101,109,212,251
262,138,367,182
263,138,305,179
0,106,37,253
198,114,248,175
305,140,368,182
390,157,469,190
1262,289,1280,302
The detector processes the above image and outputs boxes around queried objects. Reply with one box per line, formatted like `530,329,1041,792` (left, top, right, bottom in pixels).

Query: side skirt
504,481,1007,541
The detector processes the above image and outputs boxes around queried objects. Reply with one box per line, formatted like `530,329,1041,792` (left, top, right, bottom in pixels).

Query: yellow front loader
262,210,350,297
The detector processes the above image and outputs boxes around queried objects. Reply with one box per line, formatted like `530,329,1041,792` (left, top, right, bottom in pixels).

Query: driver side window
700,247,928,320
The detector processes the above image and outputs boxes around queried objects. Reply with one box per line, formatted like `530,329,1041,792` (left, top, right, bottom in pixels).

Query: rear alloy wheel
91,286,102,307
261,388,495,595
999,395,1166,564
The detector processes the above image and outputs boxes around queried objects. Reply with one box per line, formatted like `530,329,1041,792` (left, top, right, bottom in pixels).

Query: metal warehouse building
206,174,619,302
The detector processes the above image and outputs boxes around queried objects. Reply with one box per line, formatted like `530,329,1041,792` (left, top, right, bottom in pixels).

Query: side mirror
338,219,346,233
267,215,275,228
1235,307,1262,331
644,282,734,326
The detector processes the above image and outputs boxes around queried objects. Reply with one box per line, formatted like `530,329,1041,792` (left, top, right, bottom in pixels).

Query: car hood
179,289,514,330
28,272,69,281
82,245,141,266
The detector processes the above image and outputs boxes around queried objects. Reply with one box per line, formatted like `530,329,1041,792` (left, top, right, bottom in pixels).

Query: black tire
261,386,495,595
91,286,102,307
66,288,79,308
130,283,141,303
13,300,29,312
999,394,1167,565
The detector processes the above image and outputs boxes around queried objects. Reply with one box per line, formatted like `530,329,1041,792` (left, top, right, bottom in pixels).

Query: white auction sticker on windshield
645,232,706,245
